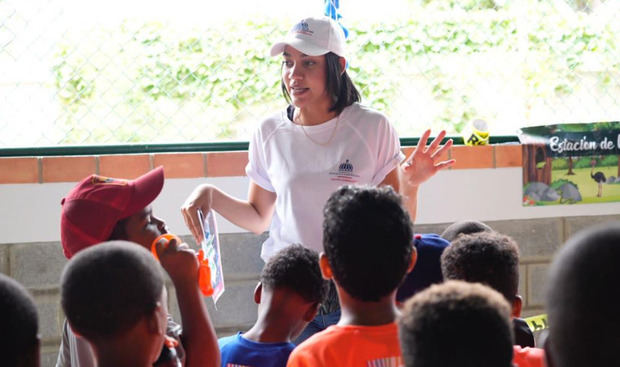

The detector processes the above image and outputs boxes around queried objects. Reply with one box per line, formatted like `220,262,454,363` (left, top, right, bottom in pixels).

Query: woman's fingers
181,185,213,244
181,202,203,244
436,159,456,170
426,130,446,154
431,138,453,159
414,129,431,155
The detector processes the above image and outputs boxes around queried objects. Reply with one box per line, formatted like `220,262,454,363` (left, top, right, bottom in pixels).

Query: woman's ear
338,57,346,75
319,253,333,280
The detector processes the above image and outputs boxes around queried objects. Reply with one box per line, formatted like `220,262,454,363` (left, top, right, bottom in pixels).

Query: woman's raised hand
181,184,214,244
400,129,455,190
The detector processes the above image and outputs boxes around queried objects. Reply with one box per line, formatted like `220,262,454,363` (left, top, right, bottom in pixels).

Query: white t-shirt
246,103,404,261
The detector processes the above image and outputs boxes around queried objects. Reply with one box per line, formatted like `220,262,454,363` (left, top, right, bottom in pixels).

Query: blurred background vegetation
2,0,619,145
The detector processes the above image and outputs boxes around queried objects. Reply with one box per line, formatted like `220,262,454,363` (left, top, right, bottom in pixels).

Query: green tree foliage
52,1,620,144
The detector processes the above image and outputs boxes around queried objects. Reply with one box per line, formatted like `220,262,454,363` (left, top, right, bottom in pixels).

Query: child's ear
303,302,321,322
254,282,262,305
407,247,418,273
319,253,333,280
512,295,523,318
146,302,165,336
68,322,83,338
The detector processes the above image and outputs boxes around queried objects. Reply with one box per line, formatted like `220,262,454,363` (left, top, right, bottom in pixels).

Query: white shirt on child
246,102,404,261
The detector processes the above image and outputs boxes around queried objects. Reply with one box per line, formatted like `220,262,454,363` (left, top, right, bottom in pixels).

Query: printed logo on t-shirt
329,159,360,183
366,356,403,367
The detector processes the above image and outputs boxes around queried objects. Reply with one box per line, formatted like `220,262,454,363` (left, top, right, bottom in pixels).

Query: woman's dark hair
281,52,361,115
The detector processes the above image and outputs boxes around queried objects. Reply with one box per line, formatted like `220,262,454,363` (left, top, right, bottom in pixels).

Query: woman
182,16,453,341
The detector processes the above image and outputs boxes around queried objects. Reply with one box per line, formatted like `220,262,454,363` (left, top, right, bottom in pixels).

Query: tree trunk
523,144,551,186
567,157,575,175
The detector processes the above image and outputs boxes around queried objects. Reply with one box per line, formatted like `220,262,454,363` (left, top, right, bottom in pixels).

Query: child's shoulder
217,332,241,349
289,324,400,366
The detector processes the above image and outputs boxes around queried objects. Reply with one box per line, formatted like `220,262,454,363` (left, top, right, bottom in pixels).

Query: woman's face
281,45,330,111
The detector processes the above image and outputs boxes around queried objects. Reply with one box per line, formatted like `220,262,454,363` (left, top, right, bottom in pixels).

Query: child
56,167,219,367
441,231,543,361
545,222,620,367
397,219,493,303
61,241,172,367
396,233,450,303
218,245,328,367
398,280,514,367
0,273,39,367
287,185,416,366
440,219,493,242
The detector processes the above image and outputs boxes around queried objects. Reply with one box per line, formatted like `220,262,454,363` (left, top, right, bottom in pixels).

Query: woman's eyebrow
282,51,311,58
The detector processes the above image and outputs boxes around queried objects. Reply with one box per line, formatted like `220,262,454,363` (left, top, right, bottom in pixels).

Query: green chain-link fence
1,0,619,147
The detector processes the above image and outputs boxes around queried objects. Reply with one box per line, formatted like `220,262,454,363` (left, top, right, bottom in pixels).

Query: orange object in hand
197,249,214,297
151,233,181,261
151,234,214,297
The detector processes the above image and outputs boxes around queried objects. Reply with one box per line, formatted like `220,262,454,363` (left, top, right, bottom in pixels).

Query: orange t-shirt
287,323,403,367
513,346,546,367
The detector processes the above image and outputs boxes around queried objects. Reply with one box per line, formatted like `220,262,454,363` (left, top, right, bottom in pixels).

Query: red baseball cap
60,166,164,259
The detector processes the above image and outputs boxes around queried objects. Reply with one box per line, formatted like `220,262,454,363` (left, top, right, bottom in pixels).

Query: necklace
294,110,340,147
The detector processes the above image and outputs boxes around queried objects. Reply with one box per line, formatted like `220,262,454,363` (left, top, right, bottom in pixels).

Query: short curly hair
323,185,413,302
399,280,513,367
440,220,493,242
61,241,164,340
0,274,39,366
441,231,519,302
261,244,328,304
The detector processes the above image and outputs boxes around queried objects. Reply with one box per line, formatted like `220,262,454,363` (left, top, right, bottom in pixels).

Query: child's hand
400,129,455,190
155,237,200,286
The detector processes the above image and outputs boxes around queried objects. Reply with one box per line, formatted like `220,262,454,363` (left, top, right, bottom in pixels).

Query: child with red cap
55,167,219,367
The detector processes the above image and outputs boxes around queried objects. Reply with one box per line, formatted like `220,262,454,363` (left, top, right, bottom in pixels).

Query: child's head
322,185,414,302
441,231,521,316
60,167,165,258
270,17,360,114
0,274,39,367
61,241,167,364
398,280,514,367
441,219,493,242
257,244,329,339
397,234,450,302
545,222,620,367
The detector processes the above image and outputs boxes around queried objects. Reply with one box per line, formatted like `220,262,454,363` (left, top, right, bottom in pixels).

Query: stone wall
4,214,618,366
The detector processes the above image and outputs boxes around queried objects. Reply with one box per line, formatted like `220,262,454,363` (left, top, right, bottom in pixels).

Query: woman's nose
289,63,303,79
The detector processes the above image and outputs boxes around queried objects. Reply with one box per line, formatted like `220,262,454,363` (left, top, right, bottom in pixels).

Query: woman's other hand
401,129,455,191
181,184,213,244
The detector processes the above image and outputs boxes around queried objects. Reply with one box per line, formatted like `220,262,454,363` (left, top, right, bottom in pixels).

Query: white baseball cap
270,17,346,57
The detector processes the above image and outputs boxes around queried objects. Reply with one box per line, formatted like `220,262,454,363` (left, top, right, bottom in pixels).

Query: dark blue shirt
218,332,296,367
